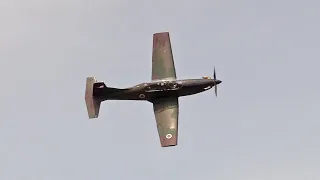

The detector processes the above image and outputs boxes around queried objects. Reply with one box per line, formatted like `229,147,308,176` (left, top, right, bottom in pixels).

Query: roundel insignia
166,134,172,139
139,94,145,99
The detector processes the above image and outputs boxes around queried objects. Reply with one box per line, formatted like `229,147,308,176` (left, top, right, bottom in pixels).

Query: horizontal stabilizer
85,77,102,119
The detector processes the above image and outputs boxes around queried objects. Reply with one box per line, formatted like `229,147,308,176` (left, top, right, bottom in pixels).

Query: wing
152,32,177,81
153,97,179,147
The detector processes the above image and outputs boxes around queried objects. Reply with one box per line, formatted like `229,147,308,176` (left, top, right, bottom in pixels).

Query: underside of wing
153,97,179,147
152,32,177,81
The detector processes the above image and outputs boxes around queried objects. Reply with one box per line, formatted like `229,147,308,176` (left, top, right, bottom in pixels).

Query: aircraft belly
177,86,207,97
105,89,174,101
148,90,178,100
106,89,147,100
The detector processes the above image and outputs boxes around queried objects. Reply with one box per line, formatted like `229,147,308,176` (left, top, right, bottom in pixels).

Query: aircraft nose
215,79,222,84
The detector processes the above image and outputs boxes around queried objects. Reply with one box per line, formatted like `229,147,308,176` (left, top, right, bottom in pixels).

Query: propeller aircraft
85,32,222,147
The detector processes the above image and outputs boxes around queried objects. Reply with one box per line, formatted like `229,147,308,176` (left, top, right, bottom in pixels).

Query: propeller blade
213,67,218,97
215,85,218,97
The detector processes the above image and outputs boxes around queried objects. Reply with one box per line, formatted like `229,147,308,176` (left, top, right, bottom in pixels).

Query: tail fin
85,77,102,119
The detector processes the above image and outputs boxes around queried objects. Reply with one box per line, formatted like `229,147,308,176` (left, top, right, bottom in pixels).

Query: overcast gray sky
1,0,320,179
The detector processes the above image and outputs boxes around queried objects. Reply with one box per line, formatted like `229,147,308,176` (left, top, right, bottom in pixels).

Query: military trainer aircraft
85,32,222,147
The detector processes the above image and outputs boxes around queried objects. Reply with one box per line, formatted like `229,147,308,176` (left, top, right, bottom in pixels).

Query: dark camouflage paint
151,32,179,147
84,32,222,147
153,97,179,147
152,32,176,81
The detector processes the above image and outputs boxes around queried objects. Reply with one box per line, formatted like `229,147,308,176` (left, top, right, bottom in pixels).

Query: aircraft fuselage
93,78,222,102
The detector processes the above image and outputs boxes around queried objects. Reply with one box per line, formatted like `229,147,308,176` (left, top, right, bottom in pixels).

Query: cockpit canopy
145,81,182,92
202,76,211,79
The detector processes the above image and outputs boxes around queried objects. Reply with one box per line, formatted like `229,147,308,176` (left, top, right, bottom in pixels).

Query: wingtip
160,135,177,147
153,32,170,36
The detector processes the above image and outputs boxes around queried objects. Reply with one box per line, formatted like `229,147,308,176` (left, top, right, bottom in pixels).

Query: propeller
213,67,218,97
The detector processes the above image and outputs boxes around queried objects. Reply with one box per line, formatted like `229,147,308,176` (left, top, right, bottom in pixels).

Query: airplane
85,32,222,147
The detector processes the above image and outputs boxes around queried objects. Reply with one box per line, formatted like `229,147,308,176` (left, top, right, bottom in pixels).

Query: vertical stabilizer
85,77,102,119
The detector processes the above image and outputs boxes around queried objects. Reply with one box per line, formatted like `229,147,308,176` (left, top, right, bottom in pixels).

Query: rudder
85,77,102,119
